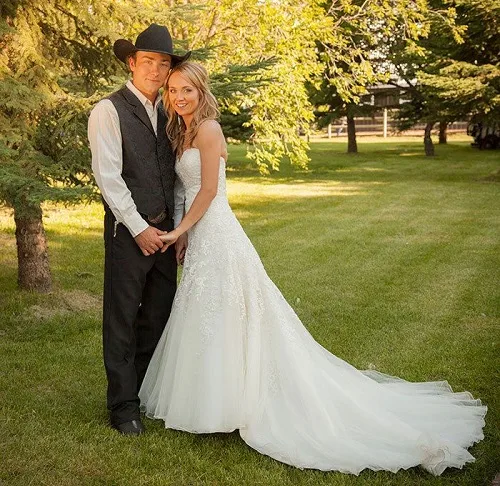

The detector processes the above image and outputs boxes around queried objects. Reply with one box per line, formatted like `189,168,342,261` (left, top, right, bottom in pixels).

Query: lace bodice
175,148,227,208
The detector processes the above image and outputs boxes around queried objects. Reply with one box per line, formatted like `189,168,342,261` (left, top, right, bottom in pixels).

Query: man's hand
174,233,188,265
134,226,167,256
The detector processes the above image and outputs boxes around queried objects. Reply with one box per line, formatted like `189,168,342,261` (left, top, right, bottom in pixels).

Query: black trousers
102,209,177,426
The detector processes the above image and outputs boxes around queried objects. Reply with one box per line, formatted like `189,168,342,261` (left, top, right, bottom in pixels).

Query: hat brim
113,39,191,66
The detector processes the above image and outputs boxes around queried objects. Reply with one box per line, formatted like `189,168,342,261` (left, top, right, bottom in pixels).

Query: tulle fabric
139,148,486,476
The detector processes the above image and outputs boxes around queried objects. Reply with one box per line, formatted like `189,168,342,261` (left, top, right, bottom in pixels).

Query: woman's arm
161,120,224,247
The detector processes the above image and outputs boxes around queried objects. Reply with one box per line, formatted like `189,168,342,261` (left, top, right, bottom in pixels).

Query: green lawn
1,138,499,486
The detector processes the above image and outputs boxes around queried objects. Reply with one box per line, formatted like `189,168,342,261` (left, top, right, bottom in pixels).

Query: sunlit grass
0,139,499,486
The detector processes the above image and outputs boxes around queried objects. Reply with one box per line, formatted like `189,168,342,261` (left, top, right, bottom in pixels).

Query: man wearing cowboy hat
88,24,190,435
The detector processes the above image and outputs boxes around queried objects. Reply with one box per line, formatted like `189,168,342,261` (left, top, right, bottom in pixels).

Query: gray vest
107,86,176,220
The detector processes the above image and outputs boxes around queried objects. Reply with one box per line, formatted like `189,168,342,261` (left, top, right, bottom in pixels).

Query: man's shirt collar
126,80,161,110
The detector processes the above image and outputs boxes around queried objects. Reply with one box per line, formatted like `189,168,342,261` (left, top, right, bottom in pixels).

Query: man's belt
145,209,168,224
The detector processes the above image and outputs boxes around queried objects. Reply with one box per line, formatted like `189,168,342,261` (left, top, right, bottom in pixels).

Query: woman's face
167,71,200,119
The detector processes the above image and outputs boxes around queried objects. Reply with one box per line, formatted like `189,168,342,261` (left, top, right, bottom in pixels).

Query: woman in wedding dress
139,62,486,476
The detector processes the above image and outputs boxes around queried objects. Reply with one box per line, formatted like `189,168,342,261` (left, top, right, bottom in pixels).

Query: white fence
325,110,468,138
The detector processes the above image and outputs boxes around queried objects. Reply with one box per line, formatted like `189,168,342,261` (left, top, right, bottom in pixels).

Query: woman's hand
159,231,180,252
175,233,188,265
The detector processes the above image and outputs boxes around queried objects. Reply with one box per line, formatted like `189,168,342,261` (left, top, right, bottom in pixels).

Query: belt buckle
147,209,167,224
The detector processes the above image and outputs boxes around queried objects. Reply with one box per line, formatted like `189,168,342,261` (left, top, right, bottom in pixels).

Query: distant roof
369,79,414,90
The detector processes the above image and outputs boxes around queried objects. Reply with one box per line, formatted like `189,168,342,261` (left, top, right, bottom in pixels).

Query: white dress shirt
88,80,185,237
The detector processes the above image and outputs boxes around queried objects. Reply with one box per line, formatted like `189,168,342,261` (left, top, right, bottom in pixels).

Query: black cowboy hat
113,24,191,66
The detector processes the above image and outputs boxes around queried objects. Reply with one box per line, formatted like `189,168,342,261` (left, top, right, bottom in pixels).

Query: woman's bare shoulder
196,119,224,145
197,119,222,136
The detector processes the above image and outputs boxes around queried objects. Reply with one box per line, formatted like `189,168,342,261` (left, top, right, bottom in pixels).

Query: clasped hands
134,226,187,264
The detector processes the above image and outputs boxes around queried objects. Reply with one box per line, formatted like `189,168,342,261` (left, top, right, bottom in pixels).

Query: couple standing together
88,24,486,476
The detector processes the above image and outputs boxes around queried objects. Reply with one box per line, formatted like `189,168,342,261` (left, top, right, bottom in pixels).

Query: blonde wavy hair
163,62,220,155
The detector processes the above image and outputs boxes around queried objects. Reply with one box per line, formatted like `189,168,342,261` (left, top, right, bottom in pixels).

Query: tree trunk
14,205,52,292
439,121,448,144
424,122,435,156
347,113,357,153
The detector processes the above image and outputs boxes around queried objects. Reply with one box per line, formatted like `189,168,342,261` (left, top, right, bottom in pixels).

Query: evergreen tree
392,0,499,155
0,1,113,291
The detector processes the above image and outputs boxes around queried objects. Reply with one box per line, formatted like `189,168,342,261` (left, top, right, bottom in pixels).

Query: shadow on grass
226,142,500,185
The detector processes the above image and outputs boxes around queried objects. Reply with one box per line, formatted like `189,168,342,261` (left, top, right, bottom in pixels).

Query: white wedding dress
139,148,486,475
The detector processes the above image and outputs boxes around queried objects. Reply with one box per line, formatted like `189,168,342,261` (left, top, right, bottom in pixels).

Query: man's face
129,51,172,99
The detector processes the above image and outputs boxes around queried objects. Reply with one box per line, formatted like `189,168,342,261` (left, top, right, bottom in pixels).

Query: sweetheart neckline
179,147,226,164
